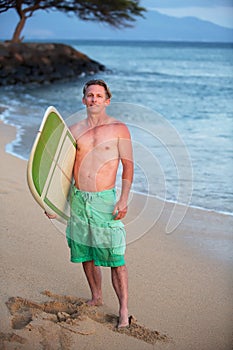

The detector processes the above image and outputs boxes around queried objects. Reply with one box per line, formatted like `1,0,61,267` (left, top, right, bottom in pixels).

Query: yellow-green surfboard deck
27,106,76,223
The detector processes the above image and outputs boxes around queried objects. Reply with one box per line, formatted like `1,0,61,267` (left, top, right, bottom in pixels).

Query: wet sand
0,121,232,350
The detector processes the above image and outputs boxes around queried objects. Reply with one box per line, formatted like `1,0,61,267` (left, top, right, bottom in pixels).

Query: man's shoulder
109,117,131,138
70,119,86,128
108,116,126,127
69,119,87,137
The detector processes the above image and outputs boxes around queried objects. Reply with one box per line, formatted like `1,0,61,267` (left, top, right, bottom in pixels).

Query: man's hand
112,200,128,220
44,211,57,219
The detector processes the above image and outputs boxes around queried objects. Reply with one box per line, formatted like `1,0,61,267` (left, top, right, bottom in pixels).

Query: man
47,79,133,328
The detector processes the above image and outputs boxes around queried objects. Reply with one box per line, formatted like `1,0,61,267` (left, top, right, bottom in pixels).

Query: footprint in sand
3,290,171,347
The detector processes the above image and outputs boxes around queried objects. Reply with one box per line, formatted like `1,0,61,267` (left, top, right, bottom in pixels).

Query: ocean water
0,40,232,216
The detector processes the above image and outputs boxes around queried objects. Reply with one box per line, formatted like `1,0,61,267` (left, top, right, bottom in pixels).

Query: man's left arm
113,125,134,220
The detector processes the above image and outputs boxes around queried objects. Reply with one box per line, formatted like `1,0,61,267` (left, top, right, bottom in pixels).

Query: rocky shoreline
0,42,106,86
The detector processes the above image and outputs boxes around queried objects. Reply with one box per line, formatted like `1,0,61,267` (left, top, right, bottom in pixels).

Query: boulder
0,42,106,86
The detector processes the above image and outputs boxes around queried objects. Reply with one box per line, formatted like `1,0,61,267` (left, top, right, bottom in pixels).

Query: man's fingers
112,205,117,216
44,211,57,219
114,208,127,220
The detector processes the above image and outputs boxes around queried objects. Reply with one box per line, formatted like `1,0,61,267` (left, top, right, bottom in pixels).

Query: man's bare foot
117,309,129,328
117,318,129,329
86,297,103,306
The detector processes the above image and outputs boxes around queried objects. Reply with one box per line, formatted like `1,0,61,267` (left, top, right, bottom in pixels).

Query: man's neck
87,112,109,127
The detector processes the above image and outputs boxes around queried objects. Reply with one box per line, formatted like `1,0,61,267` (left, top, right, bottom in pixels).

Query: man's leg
82,260,103,306
111,265,129,328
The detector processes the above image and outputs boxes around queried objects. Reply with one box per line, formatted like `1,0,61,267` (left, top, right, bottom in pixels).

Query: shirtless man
50,79,133,328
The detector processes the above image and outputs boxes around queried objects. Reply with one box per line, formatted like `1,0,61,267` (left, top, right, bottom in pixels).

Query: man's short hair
83,79,112,99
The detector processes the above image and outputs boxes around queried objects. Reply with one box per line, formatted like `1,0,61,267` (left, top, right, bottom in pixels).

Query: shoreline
1,121,233,350
1,115,232,218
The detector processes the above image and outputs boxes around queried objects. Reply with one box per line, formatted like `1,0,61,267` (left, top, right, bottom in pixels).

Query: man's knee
111,264,127,272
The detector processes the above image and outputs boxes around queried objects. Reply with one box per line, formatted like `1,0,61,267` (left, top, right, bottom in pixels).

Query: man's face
82,84,110,113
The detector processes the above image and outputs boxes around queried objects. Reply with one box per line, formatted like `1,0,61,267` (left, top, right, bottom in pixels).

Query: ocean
0,40,232,216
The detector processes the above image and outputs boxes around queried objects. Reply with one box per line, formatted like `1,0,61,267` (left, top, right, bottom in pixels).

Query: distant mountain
117,10,233,42
1,8,232,43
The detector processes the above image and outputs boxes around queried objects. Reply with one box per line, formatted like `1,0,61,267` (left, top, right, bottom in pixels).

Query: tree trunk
11,14,26,43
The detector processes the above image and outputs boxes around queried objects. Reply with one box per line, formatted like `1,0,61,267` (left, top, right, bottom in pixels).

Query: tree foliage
0,0,146,43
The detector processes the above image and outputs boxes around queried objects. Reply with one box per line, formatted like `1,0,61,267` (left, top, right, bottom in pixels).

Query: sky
0,0,233,40
150,0,233,28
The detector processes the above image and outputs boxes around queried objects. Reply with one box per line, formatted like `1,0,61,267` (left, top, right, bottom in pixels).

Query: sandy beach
0,121,232,350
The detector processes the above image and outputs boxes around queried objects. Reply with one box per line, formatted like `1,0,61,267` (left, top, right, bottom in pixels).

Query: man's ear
105,98,111,106
82,97,86,105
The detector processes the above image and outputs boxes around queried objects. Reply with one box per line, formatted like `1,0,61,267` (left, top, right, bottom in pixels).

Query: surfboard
27,106,76,223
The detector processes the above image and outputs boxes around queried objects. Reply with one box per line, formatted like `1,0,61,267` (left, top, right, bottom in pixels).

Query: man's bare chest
77,126,118,153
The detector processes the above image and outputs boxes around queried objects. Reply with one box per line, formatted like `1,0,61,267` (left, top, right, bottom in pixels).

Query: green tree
0,0,146,43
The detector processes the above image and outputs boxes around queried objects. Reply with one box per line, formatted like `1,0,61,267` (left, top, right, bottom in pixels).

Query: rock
0,42,106,86
57,312,71,322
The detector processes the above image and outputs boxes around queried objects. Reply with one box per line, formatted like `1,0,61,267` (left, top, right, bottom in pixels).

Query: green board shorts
66,186,126,267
